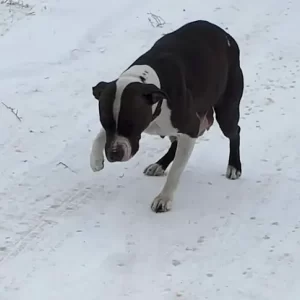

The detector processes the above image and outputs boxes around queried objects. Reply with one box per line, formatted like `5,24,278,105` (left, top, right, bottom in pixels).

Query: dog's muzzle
106,136,132,162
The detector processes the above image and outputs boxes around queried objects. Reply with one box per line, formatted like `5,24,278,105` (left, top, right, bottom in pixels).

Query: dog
90,20,244,213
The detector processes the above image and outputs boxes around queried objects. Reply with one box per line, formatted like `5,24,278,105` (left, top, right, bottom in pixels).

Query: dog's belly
197,108,214,136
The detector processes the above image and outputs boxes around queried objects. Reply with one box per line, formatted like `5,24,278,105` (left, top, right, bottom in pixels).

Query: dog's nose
107,145,124,162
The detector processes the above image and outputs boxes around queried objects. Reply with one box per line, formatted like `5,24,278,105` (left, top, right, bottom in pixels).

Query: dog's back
132,20,241,115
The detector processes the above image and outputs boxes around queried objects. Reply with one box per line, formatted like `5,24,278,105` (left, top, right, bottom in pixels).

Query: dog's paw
90,152,104,172
226,165,241,180
143,163,165,176
151,194,172,213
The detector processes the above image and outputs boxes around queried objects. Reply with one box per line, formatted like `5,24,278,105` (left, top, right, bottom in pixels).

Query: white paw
90,152,104,172
151,194,173,213
143,163,165,176
226,165,241,180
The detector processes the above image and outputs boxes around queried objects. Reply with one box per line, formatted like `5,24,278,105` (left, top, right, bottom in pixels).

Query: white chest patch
144,101,178,136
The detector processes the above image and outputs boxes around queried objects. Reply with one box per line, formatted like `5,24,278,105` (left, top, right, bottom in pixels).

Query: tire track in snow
0,181,98,265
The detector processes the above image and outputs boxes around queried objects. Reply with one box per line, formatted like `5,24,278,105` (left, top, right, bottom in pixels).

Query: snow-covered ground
0,0,300,299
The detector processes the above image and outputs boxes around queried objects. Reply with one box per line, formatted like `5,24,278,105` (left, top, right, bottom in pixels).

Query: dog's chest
144,102,178,136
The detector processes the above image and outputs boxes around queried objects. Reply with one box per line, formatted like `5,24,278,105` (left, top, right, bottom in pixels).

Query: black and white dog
90,20,244,213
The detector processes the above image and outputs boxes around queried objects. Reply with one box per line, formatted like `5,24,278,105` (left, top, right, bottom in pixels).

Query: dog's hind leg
215,63,244,180
143,136,177,176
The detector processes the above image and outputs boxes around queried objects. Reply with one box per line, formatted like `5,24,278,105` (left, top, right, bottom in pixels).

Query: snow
0,0,300,299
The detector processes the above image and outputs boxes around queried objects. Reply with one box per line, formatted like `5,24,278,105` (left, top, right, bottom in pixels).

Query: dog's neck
121,64,161,87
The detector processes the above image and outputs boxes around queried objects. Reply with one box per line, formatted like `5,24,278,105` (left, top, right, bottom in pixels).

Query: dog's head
92,79,167,163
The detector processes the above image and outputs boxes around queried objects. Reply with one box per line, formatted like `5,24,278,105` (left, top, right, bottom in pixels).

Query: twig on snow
57,161,77,173
26,11,35,16
1,102,22,122
148,12,166,28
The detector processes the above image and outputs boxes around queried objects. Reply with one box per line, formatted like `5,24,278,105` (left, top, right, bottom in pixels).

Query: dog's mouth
106,136,133,162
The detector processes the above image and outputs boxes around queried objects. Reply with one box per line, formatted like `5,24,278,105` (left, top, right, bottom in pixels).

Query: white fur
151,134,197,212
144,99,178,136
226,165,241,179
113,77,128,127
112,135,132,161
144,163,165,176
90,129,106,172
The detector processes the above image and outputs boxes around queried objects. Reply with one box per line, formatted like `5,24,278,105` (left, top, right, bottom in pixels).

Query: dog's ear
92,81,109,100
141,83,169,105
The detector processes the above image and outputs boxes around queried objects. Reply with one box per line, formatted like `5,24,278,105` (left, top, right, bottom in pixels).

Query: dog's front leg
151,134,196,213
90,128,106,172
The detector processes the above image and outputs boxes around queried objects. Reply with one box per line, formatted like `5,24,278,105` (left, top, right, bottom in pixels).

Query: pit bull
90,20,244,213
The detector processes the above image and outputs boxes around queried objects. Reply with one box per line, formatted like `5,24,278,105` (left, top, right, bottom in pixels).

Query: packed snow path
0,0,300,299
